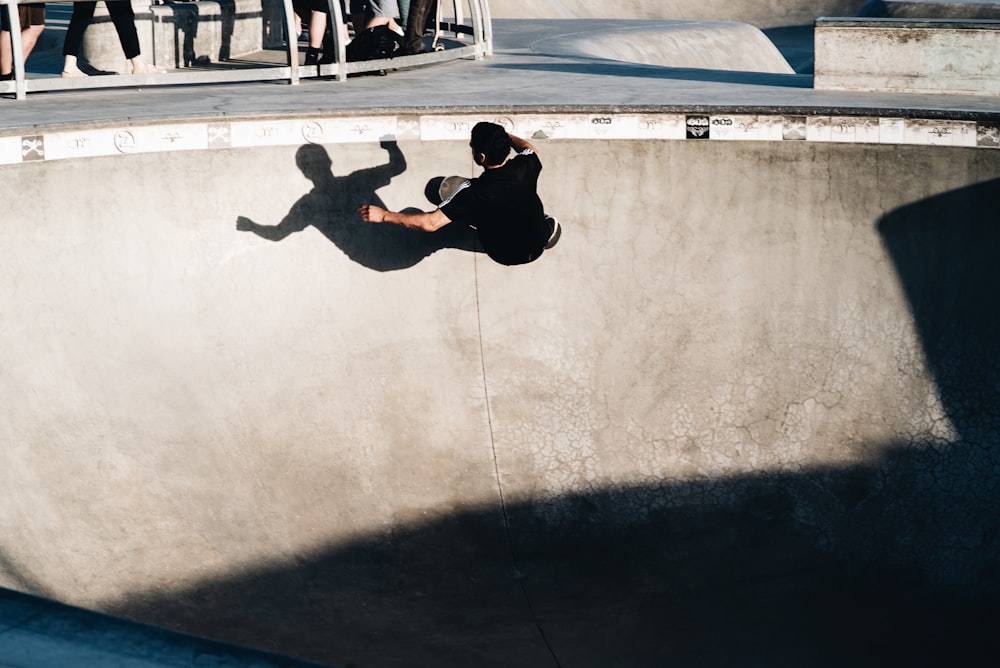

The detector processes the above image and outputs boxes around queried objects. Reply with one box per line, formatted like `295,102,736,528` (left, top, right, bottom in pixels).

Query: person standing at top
0,3,45,80
359,121,561,266
61,1,164,77
399,0,433,55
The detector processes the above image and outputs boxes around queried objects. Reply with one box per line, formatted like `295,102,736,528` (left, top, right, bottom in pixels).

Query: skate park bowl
2,2,1000,667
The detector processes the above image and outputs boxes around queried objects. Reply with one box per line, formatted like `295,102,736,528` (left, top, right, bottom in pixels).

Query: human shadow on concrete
492,59,812,88
103,450,998,668
236,142,477,272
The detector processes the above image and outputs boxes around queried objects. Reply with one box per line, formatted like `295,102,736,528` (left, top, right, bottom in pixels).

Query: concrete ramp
530,20,795,73
489,0,865,28
1,119,999,667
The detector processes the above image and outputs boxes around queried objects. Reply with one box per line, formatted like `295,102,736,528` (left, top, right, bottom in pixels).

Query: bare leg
0,31,11,76
309,10,327,49
1,24,44,76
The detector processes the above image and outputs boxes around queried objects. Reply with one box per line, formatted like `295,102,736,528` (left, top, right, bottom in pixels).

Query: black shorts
1,4,45,32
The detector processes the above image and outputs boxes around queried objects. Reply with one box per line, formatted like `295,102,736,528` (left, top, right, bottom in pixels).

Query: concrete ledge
861,0,1000,19
814,17,1000,95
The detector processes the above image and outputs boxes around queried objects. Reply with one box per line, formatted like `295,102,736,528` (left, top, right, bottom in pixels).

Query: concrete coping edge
816,16,1000,29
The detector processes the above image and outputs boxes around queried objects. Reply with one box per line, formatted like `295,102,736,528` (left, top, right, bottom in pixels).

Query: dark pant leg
106,0,140,59
403,0,434,52
63,2,98,57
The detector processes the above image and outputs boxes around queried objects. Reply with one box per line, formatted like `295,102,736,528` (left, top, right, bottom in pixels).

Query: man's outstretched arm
359,204,451,232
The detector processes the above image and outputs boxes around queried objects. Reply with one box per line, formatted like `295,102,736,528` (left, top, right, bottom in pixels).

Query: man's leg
402,0,433,54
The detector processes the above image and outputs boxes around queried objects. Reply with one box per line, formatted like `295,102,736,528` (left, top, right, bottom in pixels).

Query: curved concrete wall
490,0,868,27
530,21,795,73
1,114,998,666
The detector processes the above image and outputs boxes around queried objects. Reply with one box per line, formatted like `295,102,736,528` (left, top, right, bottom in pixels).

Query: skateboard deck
438,175,470,203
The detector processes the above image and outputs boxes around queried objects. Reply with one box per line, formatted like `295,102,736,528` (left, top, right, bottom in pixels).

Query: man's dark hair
471,122,512,166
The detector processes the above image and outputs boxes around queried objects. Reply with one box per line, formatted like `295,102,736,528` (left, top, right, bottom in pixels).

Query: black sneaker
544,216,561,250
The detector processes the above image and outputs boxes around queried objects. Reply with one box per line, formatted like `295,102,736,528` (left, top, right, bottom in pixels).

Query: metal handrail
1,0,492,100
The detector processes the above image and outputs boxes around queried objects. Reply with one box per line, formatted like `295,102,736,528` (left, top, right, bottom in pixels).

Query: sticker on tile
208,122,231,148
685,115,709,139
395,116,421,140
782,116,806,141
978,124,1000,149
20,135,45,161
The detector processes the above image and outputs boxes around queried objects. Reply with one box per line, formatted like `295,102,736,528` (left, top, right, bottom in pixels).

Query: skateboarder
359,122,560,265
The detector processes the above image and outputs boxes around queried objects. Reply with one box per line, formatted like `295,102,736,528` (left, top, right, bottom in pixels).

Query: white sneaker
128,61,167,75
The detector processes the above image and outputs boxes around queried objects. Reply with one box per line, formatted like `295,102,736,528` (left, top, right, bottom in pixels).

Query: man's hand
236,215,255,231
359,204,387,223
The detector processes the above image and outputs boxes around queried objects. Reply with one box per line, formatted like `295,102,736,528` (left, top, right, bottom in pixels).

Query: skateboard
438,175,470,203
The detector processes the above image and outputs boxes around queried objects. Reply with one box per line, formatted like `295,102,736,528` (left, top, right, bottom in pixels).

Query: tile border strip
1,113,997,165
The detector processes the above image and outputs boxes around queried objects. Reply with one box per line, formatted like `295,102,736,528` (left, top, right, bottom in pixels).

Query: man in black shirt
359,122,560,265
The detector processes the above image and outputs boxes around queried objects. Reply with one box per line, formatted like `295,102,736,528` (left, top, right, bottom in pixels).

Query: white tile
950,121,978,147
511,115,586,139
829,117,858,143
229,119,303,147
421,115,507,141
128,123,210,153
806,117,833,142
0,135,23,165
855,117,881,144
708,115,738,140
42,128,119,160
315,116,399,143
757,116,785,141
878,118,905,144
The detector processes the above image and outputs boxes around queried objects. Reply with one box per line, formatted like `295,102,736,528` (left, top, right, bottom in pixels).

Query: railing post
282,0,299,84
324,0,348,82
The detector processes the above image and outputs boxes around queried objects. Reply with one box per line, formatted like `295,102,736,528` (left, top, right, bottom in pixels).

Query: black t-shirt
441,150,547,265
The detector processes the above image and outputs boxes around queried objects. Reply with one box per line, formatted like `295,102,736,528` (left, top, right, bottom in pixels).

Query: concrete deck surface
1,3,999,668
